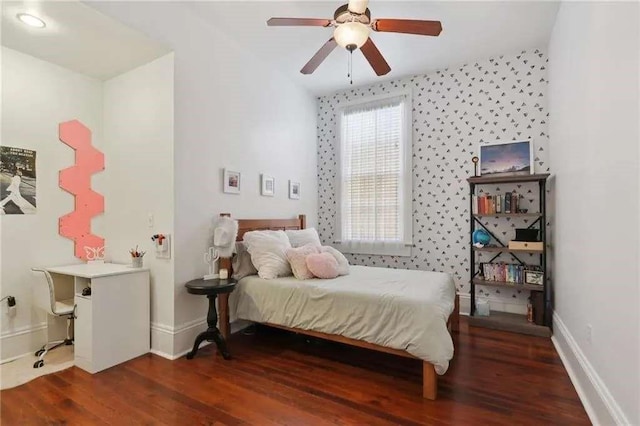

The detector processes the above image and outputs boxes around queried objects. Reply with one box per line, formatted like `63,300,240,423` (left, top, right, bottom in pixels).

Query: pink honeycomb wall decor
58,120,105,260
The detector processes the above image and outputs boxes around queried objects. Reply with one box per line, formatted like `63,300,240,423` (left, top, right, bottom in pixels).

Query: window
337,93,412,256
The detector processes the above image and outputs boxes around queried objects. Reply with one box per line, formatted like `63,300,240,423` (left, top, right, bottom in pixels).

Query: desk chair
31,268,74,369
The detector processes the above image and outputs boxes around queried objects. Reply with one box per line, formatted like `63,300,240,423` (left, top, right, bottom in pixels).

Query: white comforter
230,265,456,374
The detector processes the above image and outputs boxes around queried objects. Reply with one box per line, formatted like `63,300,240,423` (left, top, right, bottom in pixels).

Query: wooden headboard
224,214,306,241
218,214,306,273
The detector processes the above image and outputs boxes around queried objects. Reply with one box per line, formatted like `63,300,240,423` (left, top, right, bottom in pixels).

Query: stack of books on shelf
479,263,541,284
472,192,522,215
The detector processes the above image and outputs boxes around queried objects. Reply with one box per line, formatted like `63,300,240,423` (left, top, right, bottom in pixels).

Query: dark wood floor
1,318,589,425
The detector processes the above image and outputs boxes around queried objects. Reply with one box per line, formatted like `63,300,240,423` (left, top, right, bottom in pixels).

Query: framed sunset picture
479,140,533,177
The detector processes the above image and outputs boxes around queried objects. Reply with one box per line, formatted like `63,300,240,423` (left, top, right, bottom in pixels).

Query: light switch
148,214,154,228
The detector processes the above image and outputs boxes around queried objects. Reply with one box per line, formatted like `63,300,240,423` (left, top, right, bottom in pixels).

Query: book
479,263,534,284
496,195,502,213
472,195,478,214
504,192,511,213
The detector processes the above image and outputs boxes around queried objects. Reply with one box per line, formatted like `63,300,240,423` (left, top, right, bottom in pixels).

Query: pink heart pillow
306,252,339,279
285,244,319,280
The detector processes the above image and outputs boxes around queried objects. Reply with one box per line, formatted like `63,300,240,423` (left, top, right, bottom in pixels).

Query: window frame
334,90,413,257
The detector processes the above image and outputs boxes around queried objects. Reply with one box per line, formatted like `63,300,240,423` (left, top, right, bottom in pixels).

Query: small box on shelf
508,241,544,251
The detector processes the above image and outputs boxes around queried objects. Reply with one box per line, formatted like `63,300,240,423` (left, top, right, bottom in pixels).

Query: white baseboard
0,322,48,363
150,319,251,360
552,312,629,426
2,318,250,363
150,322,177,359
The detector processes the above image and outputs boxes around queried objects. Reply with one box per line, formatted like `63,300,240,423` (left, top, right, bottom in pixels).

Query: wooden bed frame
218,214,460,400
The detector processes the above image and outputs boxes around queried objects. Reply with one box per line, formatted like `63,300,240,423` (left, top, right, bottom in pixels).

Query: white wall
0,47,104,360
548,2,639,425
89,2,318,355
102,53,175,356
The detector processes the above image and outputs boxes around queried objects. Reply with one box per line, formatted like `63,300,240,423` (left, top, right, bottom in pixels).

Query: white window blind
337,93,412,256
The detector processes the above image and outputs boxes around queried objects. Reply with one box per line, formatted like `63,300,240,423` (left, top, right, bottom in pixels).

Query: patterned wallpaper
317,48,550,307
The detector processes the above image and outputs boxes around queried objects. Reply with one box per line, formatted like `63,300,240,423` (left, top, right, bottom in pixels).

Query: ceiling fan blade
347,0,369,14
372,19,442,36
267,18,332,27
301,38,338,74
360,38,391,76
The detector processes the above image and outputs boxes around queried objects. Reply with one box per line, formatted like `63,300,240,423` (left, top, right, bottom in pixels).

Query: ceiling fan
267,0,442,77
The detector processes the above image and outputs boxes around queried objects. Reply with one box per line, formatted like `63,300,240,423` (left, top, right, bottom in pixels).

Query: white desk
45,263,150,374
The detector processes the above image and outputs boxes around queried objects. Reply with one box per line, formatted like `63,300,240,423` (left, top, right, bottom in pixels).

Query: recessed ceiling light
16,13,46,29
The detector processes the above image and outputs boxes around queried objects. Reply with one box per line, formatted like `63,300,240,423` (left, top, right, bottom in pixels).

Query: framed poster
0,146,36,214
479,140,533,177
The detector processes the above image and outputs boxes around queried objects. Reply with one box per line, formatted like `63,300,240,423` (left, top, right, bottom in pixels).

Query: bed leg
423,362,437,400
447,293,460,333
452,293,460,332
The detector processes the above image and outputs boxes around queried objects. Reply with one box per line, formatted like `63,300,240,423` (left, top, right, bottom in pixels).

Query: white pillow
231,242,258,280
285,228,321,248
320,246,350,276
243,230,292,279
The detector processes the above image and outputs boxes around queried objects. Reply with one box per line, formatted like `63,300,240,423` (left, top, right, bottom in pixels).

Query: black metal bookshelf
467,173,551,337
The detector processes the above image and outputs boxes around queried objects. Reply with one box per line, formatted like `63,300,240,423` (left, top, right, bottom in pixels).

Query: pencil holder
131,257,143,268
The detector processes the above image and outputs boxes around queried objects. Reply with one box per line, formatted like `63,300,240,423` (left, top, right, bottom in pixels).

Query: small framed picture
223,169,241,194
524,270,544,286
289,180,300,200
479,139,534,177
261,174,275,197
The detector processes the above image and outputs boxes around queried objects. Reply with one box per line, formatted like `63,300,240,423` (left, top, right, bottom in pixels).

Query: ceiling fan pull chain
348,50,353,85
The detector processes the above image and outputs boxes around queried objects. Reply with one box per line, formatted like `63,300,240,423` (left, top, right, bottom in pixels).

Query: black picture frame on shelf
524,270,544,286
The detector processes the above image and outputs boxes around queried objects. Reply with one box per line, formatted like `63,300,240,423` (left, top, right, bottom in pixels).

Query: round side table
184,278,236,360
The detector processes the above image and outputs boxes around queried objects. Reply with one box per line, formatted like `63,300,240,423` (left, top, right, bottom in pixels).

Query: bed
218,214,459,400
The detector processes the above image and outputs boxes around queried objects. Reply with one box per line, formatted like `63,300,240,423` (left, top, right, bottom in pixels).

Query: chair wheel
33,360,44,368
34,349,45,357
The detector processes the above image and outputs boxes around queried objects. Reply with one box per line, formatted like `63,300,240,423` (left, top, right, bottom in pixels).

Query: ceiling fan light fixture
333,21,370,49
16,13,46,29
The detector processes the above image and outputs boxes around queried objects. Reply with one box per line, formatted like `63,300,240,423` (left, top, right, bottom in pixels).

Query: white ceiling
186,1,559,95
1,1,170,80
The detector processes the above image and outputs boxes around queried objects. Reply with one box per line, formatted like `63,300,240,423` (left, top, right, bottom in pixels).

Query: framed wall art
289,180,300,200
0,146,36,215
479,139,533,177
261,174,275,197
223,169,241,194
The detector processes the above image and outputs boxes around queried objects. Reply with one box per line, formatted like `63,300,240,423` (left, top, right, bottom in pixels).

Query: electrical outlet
5,296,16,318
586,324,592,344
